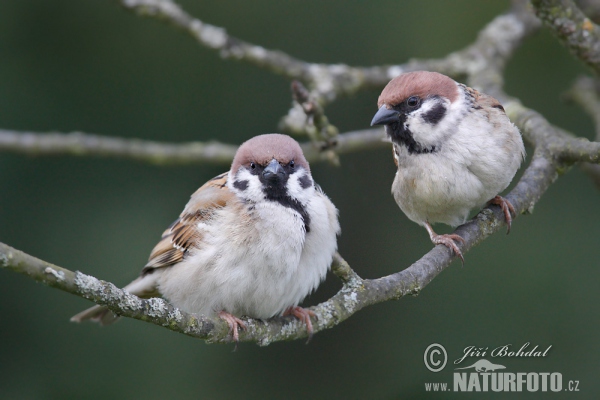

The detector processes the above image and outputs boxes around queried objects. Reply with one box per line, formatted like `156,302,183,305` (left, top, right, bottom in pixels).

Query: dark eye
250,162,256,169
407,96,420,108
289,160,295,168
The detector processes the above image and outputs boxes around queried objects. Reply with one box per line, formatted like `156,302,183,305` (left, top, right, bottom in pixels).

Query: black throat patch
387,98,441,155
261,183,311,234
250,165,311,233
385,122,437,155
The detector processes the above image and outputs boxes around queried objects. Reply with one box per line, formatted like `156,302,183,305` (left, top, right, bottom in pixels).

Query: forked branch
1,0,600,344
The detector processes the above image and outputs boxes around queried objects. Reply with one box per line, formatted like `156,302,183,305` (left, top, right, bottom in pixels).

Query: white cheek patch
286,168,314,204
408,98,452,147
227,169,264,202
229,167,315,206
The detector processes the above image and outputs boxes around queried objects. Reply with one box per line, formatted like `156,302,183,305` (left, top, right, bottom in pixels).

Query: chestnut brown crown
231,134,309,173
377,71,459,108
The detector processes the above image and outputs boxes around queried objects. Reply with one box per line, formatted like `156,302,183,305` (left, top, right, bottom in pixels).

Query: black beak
262,159,286,181
371,105,400,126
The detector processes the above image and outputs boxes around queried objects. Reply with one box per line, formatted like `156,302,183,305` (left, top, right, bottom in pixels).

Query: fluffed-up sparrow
371,71,525,262
71,134,340,341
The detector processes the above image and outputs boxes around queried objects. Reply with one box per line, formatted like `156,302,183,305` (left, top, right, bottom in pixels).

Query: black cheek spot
421,103,447,125
299,174,313,189
233,179,248,191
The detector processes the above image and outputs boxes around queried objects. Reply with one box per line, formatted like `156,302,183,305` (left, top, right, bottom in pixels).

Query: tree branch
0,134,561,345
121,0,311,82
0,127,387,166
288,80,339,145
121,0,540,145
0,129,237,165
121,0,540,98
3,0,599,345
532,0,600,75
0,1,539,165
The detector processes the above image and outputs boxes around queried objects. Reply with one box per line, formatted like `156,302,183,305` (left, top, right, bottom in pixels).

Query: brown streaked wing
141,172,233,275
465,86,505,113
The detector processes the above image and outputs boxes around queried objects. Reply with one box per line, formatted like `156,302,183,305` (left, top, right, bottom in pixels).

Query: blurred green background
1,0,599,398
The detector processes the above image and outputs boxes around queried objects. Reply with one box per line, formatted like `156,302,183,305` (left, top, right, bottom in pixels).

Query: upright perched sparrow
72,134,340,341
371,71,525,261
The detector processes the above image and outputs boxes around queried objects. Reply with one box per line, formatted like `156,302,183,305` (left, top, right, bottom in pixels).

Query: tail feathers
70,305,120,326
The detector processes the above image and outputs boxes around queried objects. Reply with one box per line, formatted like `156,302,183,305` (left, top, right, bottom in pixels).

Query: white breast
393,94,524,227
155,192,339,319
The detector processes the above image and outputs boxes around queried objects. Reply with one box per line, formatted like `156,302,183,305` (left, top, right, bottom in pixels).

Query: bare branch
121,0,311,81
121,0,541,165
0,129,237,165
0,241,364,344
532,0,600,75
555,136,600,163
0,128,387,165
0,2,540,166
120,0,538,101
282,81,341,164
0,242,222,341
289,81,339,144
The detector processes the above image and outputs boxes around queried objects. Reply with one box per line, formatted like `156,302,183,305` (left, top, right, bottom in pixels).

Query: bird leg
424,221,466,264
218,311,247,344
488,195,516,234
284,306,316,343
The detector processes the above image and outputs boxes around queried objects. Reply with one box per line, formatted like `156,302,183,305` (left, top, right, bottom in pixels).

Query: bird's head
228,134,314,205
371,71,461,155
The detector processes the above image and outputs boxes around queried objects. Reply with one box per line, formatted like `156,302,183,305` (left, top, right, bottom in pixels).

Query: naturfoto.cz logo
423,343,580,393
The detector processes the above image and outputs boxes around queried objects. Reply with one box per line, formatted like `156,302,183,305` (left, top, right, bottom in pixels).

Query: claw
489,195,516,234
424,221,465,265
284,306,316,343
218,311,246,345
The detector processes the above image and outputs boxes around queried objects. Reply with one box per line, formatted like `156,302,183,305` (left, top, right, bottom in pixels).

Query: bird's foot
218,311,246,344
424,222,466,264
489,195,516,234
284,306,316,343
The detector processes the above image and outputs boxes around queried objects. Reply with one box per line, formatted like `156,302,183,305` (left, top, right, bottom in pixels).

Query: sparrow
71,133,340,342
370,71,525,262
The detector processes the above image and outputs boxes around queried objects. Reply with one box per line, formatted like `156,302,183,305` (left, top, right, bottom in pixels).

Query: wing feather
141,172,233,275
465,86,505,112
